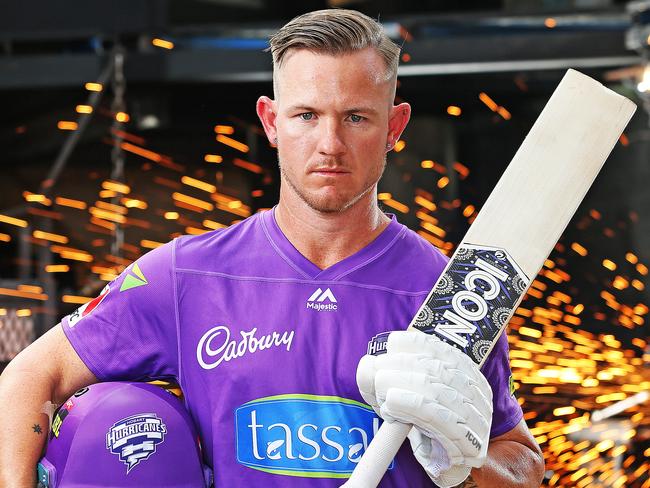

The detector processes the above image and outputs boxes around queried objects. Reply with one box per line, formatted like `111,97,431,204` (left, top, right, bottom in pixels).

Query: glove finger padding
371,356,492,424
356,354,381,414
381,388,489,467
387,331,493,401
375,370,491,441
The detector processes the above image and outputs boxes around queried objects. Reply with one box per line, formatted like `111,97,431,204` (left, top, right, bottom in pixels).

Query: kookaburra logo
434,257,509,348
106,413,167,473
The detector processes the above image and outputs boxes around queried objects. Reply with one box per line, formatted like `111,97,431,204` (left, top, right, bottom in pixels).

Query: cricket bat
342,69,636,487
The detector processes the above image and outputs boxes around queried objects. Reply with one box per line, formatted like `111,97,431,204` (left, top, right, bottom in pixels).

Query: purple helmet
37,382,212,487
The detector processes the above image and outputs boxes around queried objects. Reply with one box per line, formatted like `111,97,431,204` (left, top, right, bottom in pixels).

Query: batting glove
357,330,493,487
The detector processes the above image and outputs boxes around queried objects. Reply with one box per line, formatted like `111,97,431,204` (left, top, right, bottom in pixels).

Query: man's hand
357,331,493,488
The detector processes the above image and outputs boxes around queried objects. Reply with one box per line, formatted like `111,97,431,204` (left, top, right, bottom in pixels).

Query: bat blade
342,69,636,487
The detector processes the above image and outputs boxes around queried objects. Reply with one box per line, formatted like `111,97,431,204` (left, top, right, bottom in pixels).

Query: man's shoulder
397,225,449,262
392,225,449,276
346,224,449,294
173,212,267,271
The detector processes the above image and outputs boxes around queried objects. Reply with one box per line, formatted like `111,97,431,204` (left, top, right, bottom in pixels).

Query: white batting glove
357,330,493,488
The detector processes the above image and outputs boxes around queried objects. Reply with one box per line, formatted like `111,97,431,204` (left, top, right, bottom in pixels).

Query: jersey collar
260,206,405,281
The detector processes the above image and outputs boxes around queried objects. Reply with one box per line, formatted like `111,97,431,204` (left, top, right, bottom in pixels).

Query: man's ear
256,96,278,146
386,102,411,151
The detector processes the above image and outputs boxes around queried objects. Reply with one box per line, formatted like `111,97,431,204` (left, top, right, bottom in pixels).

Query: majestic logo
307,288,338,312
67,284,110,327
197,325,294,370
120,263,149,292
235,394,393,478
106,413,167,473
367,332,391,356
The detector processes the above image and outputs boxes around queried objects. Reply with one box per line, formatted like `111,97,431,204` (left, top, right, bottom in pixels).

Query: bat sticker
413,244,529,364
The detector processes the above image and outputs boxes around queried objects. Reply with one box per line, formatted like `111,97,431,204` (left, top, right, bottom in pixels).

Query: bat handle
341,420,411,487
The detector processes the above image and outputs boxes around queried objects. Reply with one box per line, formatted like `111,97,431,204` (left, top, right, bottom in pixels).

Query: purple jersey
62,208,522,487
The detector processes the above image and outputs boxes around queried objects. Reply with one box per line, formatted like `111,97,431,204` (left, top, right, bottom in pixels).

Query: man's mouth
311,167,350,175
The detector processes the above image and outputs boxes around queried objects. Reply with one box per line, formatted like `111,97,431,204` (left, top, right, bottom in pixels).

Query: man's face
259,48,408,213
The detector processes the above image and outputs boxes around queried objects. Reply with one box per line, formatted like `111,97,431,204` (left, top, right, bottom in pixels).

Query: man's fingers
371,361,493,424
380,381,489,441
372,354,473,391
356,331,493,470
356,354,380,410
381,388,488,463
386,331,493,398
387,331,448,356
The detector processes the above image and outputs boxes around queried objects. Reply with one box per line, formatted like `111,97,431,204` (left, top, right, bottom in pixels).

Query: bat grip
341,420,411,488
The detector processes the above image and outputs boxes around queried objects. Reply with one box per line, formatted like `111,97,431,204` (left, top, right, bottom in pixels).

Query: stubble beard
278,155,387,214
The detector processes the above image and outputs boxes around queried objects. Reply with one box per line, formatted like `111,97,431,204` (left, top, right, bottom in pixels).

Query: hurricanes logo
367,332,390,356
106,414,167,473
307,288,338,312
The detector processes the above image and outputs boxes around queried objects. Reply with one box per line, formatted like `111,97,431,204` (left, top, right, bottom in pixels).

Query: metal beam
398,56,641,76
0,11,638,88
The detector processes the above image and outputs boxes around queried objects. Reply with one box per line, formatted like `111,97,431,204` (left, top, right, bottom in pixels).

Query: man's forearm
468,438,544,488
0,365,54,487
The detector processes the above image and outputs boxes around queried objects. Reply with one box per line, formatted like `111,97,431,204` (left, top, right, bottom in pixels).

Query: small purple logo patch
106,413,167,473
367,332,391,356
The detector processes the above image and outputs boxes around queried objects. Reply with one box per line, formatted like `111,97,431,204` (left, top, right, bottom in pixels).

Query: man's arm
467,419,544,488
0,324,97,487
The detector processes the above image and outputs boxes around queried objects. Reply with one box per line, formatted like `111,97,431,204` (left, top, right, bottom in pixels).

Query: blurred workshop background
1,0,650,486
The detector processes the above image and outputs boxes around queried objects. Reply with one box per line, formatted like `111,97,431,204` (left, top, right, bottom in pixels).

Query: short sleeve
61,240,178,382
480,332,523,438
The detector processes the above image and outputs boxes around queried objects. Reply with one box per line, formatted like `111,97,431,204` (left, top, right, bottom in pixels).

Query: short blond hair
269,9,400,82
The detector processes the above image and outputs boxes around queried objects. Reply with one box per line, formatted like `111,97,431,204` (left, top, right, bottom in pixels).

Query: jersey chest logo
306,288,338,312
196,325,295,370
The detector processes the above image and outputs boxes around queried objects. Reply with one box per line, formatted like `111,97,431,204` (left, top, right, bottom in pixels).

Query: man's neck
274,196,391,270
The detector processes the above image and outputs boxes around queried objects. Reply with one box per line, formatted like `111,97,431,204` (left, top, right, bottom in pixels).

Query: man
0,9,544,487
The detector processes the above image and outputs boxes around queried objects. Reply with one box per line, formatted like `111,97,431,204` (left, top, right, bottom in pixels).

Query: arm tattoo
32,424,43,435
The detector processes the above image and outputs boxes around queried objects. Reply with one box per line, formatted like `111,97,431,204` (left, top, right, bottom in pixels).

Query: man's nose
316,119,346,157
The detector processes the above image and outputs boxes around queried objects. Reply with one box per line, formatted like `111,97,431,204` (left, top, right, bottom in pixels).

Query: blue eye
349,114,364,123
299,113,314,121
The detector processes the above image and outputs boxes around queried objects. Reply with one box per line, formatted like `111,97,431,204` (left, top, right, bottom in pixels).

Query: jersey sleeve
61,240,178,382
481,332,523,438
